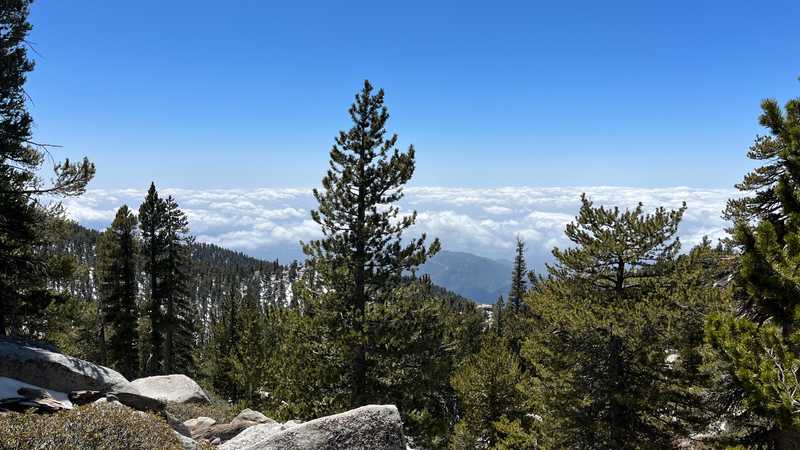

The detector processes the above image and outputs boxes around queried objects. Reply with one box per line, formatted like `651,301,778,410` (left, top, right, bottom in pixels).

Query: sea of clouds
61,186,740,267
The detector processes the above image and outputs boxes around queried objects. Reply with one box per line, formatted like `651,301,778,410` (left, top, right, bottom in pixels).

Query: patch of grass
0,404,182,450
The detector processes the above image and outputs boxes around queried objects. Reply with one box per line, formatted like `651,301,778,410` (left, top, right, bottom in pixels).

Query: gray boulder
235,408,275,424
0,340,129,393
219,422,285,450
130,374,210,404
174,431,199,450
192,417,259,442
112,384,166,412
183,416,216,437
238,405,405,450
184,416,217,429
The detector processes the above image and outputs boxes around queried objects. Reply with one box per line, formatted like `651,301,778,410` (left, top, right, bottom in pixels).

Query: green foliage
268,278,483,447
0,0,94,336
298,80,440,408
229,292,275,403
513,195,695,449
450,336,525,449
0,405,183,450
96,205,140,378
365,280,477,448
139,183,195,375
707,316,800,430
707,87,800,444
508,237,528,310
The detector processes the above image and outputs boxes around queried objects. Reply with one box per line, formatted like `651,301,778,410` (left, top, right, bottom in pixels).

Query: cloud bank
60,186,739,267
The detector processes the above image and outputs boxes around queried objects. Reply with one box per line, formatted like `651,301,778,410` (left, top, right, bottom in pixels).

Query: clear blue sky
26,0,800,190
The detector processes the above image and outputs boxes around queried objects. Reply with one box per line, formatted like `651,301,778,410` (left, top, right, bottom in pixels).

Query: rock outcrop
130,374,211,404
0,376,73,412
233,405,405,450
192,416,263,442
219,422,286,450
0,340,130,393
235,408,275,424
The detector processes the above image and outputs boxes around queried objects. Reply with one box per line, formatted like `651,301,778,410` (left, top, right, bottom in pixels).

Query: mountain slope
418,250,512,304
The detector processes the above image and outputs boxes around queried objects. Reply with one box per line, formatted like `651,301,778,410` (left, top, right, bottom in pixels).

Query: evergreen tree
503,237,531,357
230,290,273,403
161,195,195,374
708,88,800,445
450,335,524,449
300,80,440,407
493,296,504,337
139,183,166,374
508,237,527,309
0,0,94,335
516,195,687,448
96,205,140,379
209,272,243,399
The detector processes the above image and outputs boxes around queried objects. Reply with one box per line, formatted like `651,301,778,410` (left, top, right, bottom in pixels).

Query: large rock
235,408,275,424
0,376,73,413
237,405,405,450
174,431,200,450
112,384,166,412
219,422,285,450
192,417,259,442
0,340,129,393
130,374,210,404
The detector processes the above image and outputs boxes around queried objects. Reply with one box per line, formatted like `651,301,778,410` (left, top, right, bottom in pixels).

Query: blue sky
27,1,800,190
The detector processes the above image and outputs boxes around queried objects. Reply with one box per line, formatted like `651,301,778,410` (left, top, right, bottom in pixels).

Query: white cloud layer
60,186,740,266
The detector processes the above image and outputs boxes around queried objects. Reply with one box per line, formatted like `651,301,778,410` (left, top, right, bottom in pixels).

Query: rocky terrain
0,339,406,449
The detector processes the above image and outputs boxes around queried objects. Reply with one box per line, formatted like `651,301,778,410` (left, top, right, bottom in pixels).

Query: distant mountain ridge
418,250,513,304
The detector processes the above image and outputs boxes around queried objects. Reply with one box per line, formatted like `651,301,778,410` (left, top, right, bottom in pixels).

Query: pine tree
139,183,166,374
518,195,687,448
493,296,504,337
96,205,140,379
300,80,440,407
708,88,800,444
508,237,527,309
0,0,94,335
161,195,195,374
503,237,530,356
230,289,273,403
450,335,524,449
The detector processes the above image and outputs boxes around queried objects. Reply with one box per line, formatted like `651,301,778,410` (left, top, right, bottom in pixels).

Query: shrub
0,404,182,450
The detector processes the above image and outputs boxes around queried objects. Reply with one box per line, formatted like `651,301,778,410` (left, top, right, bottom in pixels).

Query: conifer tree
139,183,166,374
493,296,504,337
508,237,528,310
96,205,140,379
138,184,194,374
162,195,195,374
708,88,800,444
300,80,440,407
0,0,94,335
450,335,524,449
518,195,687,448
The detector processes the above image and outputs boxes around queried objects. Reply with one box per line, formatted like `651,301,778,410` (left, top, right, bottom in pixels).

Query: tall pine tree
0,0,94,335
301,80,440,408
139,183,166,374
139,184,194,375
517,195,688,448
96,205,139,379
708,87,800,445
162,195,195,374
508,236,528,310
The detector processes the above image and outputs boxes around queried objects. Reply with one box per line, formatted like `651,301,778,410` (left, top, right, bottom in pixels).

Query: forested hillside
3,1,800,449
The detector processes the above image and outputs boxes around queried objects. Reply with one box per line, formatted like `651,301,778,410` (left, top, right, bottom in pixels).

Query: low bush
0,404,182,450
